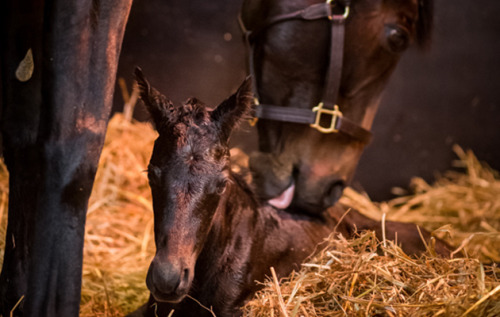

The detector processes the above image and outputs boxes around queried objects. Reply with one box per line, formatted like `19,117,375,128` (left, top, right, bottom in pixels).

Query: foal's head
135,68,253,303
241,0,434,213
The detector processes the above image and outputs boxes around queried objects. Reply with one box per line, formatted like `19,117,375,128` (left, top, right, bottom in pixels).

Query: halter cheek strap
239,0,372,144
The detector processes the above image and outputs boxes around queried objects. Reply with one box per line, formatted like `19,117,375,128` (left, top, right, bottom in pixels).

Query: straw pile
0,112,498,316
340,145,500,263
242,231,500,317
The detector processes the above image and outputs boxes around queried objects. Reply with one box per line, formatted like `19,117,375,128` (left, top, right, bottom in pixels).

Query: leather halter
239,0,372,144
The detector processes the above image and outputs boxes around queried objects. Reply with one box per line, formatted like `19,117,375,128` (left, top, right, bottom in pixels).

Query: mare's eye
384,25,410,53
147,165,161,186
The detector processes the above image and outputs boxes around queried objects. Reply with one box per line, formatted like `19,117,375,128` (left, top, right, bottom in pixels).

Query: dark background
115,0,500,201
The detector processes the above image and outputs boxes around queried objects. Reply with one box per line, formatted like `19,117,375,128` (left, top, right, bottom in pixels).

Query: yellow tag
15,48,34,82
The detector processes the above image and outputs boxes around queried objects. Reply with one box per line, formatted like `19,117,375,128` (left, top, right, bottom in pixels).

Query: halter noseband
239,0,372,144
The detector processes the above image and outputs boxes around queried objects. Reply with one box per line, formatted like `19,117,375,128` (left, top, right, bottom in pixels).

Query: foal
132,69,345,316
132,69,449,317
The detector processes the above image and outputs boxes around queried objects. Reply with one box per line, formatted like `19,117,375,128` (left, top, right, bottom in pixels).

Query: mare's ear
416,0,434,49
134,67,173,131
211,76,254,141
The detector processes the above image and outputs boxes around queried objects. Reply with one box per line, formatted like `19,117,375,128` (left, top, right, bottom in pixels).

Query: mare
240,0,434,213
130,69,450,317
0,1,132,316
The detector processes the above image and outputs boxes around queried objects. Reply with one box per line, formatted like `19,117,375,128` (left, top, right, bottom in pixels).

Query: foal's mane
167,99,214,147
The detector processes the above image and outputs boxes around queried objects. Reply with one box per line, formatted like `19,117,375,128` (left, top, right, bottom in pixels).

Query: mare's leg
0,0,132,316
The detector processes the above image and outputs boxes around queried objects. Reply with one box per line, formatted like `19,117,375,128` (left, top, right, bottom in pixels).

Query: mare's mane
416,0,434,48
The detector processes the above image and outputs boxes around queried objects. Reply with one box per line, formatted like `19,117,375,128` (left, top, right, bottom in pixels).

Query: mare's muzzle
146,255,193,303
249,151,346,213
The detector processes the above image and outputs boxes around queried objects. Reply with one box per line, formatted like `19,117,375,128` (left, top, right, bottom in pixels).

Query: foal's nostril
146,257,194,303
147,260,182,295
180,268,190,289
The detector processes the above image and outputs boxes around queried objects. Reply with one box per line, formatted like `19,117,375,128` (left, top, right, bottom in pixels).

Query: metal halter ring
327,0,350,20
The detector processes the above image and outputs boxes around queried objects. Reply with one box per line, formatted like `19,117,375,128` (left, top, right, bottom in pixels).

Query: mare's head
135,68,253,303
241,0,433,213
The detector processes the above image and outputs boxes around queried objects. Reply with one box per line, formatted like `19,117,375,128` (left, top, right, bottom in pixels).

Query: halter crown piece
239,0,372,144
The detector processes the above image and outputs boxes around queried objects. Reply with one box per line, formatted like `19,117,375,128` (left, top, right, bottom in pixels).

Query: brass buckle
249,98,259,126
310,103,342,133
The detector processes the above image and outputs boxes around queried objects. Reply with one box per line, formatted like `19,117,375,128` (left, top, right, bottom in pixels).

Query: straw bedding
243,232,499,317
0,115,498,316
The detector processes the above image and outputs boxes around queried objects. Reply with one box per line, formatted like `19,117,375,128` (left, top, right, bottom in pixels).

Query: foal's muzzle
146,256,192,303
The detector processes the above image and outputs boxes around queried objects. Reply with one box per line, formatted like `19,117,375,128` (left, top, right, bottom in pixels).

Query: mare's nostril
323,181,345,208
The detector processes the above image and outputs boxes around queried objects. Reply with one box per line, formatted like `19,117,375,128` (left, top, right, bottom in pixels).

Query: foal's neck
204,172,259,254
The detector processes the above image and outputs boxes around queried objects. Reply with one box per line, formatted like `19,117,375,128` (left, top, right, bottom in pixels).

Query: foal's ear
134,67,173,131
211,76,254,141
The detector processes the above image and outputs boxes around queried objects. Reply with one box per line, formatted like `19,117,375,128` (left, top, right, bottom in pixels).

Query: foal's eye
215,178,228,195
384,25,410,53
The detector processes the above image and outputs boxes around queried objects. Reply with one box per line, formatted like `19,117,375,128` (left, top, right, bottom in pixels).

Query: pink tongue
268,183,295,209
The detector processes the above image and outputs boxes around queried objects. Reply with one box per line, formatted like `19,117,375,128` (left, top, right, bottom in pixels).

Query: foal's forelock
162,102,215,148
